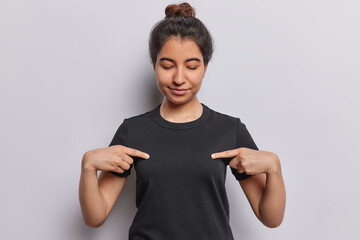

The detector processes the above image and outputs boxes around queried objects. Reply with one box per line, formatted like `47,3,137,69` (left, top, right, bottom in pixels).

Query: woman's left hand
211,148,279,175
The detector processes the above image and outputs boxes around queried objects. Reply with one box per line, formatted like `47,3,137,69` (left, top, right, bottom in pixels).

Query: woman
79,2,286,239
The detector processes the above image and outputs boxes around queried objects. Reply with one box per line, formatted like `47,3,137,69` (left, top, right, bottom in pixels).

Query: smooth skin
79,146,149,228
79,36,286,228
153,37,207,122
212,148,286,228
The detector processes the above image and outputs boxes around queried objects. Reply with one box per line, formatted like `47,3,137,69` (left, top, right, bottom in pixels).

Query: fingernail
146,154,150,159
211,154,215,159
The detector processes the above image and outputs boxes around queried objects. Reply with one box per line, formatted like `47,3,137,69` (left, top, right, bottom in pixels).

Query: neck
160,98,203,123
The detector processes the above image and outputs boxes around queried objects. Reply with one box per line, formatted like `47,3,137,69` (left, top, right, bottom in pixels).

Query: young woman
79,2,286,239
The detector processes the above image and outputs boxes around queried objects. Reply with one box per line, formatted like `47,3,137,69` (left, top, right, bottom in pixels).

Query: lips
169,87,189,96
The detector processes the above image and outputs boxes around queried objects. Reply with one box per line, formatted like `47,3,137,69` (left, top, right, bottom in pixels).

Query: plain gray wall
1,0,359,239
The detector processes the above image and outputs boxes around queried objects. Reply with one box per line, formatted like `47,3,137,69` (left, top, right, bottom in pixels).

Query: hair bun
165,2,196,19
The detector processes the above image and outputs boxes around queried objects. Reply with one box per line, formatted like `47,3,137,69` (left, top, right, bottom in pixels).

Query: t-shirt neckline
153,102,210,129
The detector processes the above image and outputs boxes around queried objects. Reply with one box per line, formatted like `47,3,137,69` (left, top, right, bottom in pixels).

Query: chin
165,95,196,106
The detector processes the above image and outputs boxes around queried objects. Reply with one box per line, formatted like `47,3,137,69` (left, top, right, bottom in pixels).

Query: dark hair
149,2,214,67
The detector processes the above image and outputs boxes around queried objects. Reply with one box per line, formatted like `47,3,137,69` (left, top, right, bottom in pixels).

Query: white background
1,0,359,239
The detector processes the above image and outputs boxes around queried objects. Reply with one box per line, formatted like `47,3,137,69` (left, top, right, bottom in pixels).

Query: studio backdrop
0,0,359,239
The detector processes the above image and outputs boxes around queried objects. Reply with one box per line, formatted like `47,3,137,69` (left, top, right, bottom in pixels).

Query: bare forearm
259,157,286,228
78,161,107,228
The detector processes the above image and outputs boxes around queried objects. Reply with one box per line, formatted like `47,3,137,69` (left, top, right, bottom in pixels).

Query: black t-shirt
108,102,259,240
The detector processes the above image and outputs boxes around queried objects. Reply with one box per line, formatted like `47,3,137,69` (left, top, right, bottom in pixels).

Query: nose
173,67,186,85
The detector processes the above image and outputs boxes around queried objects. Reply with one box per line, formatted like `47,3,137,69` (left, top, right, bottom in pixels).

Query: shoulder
207,104,241,126
122,106,156,128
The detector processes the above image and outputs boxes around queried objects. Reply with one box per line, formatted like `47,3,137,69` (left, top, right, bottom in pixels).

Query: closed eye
161,65,198,70
187,66,198,70
162,66,173,70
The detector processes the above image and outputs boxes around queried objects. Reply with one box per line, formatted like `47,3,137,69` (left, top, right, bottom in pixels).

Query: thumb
229,158,240,169
123,146,150,159
229,159,245,173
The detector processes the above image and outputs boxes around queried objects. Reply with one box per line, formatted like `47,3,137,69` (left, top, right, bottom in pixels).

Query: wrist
266,153,281,175
81,156,97,173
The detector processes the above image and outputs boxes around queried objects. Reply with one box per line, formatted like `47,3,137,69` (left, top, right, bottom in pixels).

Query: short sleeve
108,118,133,177
230,118,259,181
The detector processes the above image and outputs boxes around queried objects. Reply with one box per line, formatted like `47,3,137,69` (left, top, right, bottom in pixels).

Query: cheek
156,73,167,85
156,69,170,81
156,72,172,90
190,72,204,85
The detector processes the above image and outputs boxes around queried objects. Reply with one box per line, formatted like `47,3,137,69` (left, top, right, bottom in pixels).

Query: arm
239,154,286,228
79,153,128,228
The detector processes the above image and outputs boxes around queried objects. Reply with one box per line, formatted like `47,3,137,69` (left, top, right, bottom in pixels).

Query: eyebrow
159,57,201,63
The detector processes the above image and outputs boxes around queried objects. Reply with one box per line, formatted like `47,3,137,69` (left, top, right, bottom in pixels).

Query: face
153,37,208,105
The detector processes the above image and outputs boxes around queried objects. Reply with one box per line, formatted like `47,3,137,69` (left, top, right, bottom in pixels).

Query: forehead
158,37,203,60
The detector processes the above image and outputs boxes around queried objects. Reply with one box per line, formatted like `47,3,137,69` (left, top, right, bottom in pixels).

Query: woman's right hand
82,145,150,173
